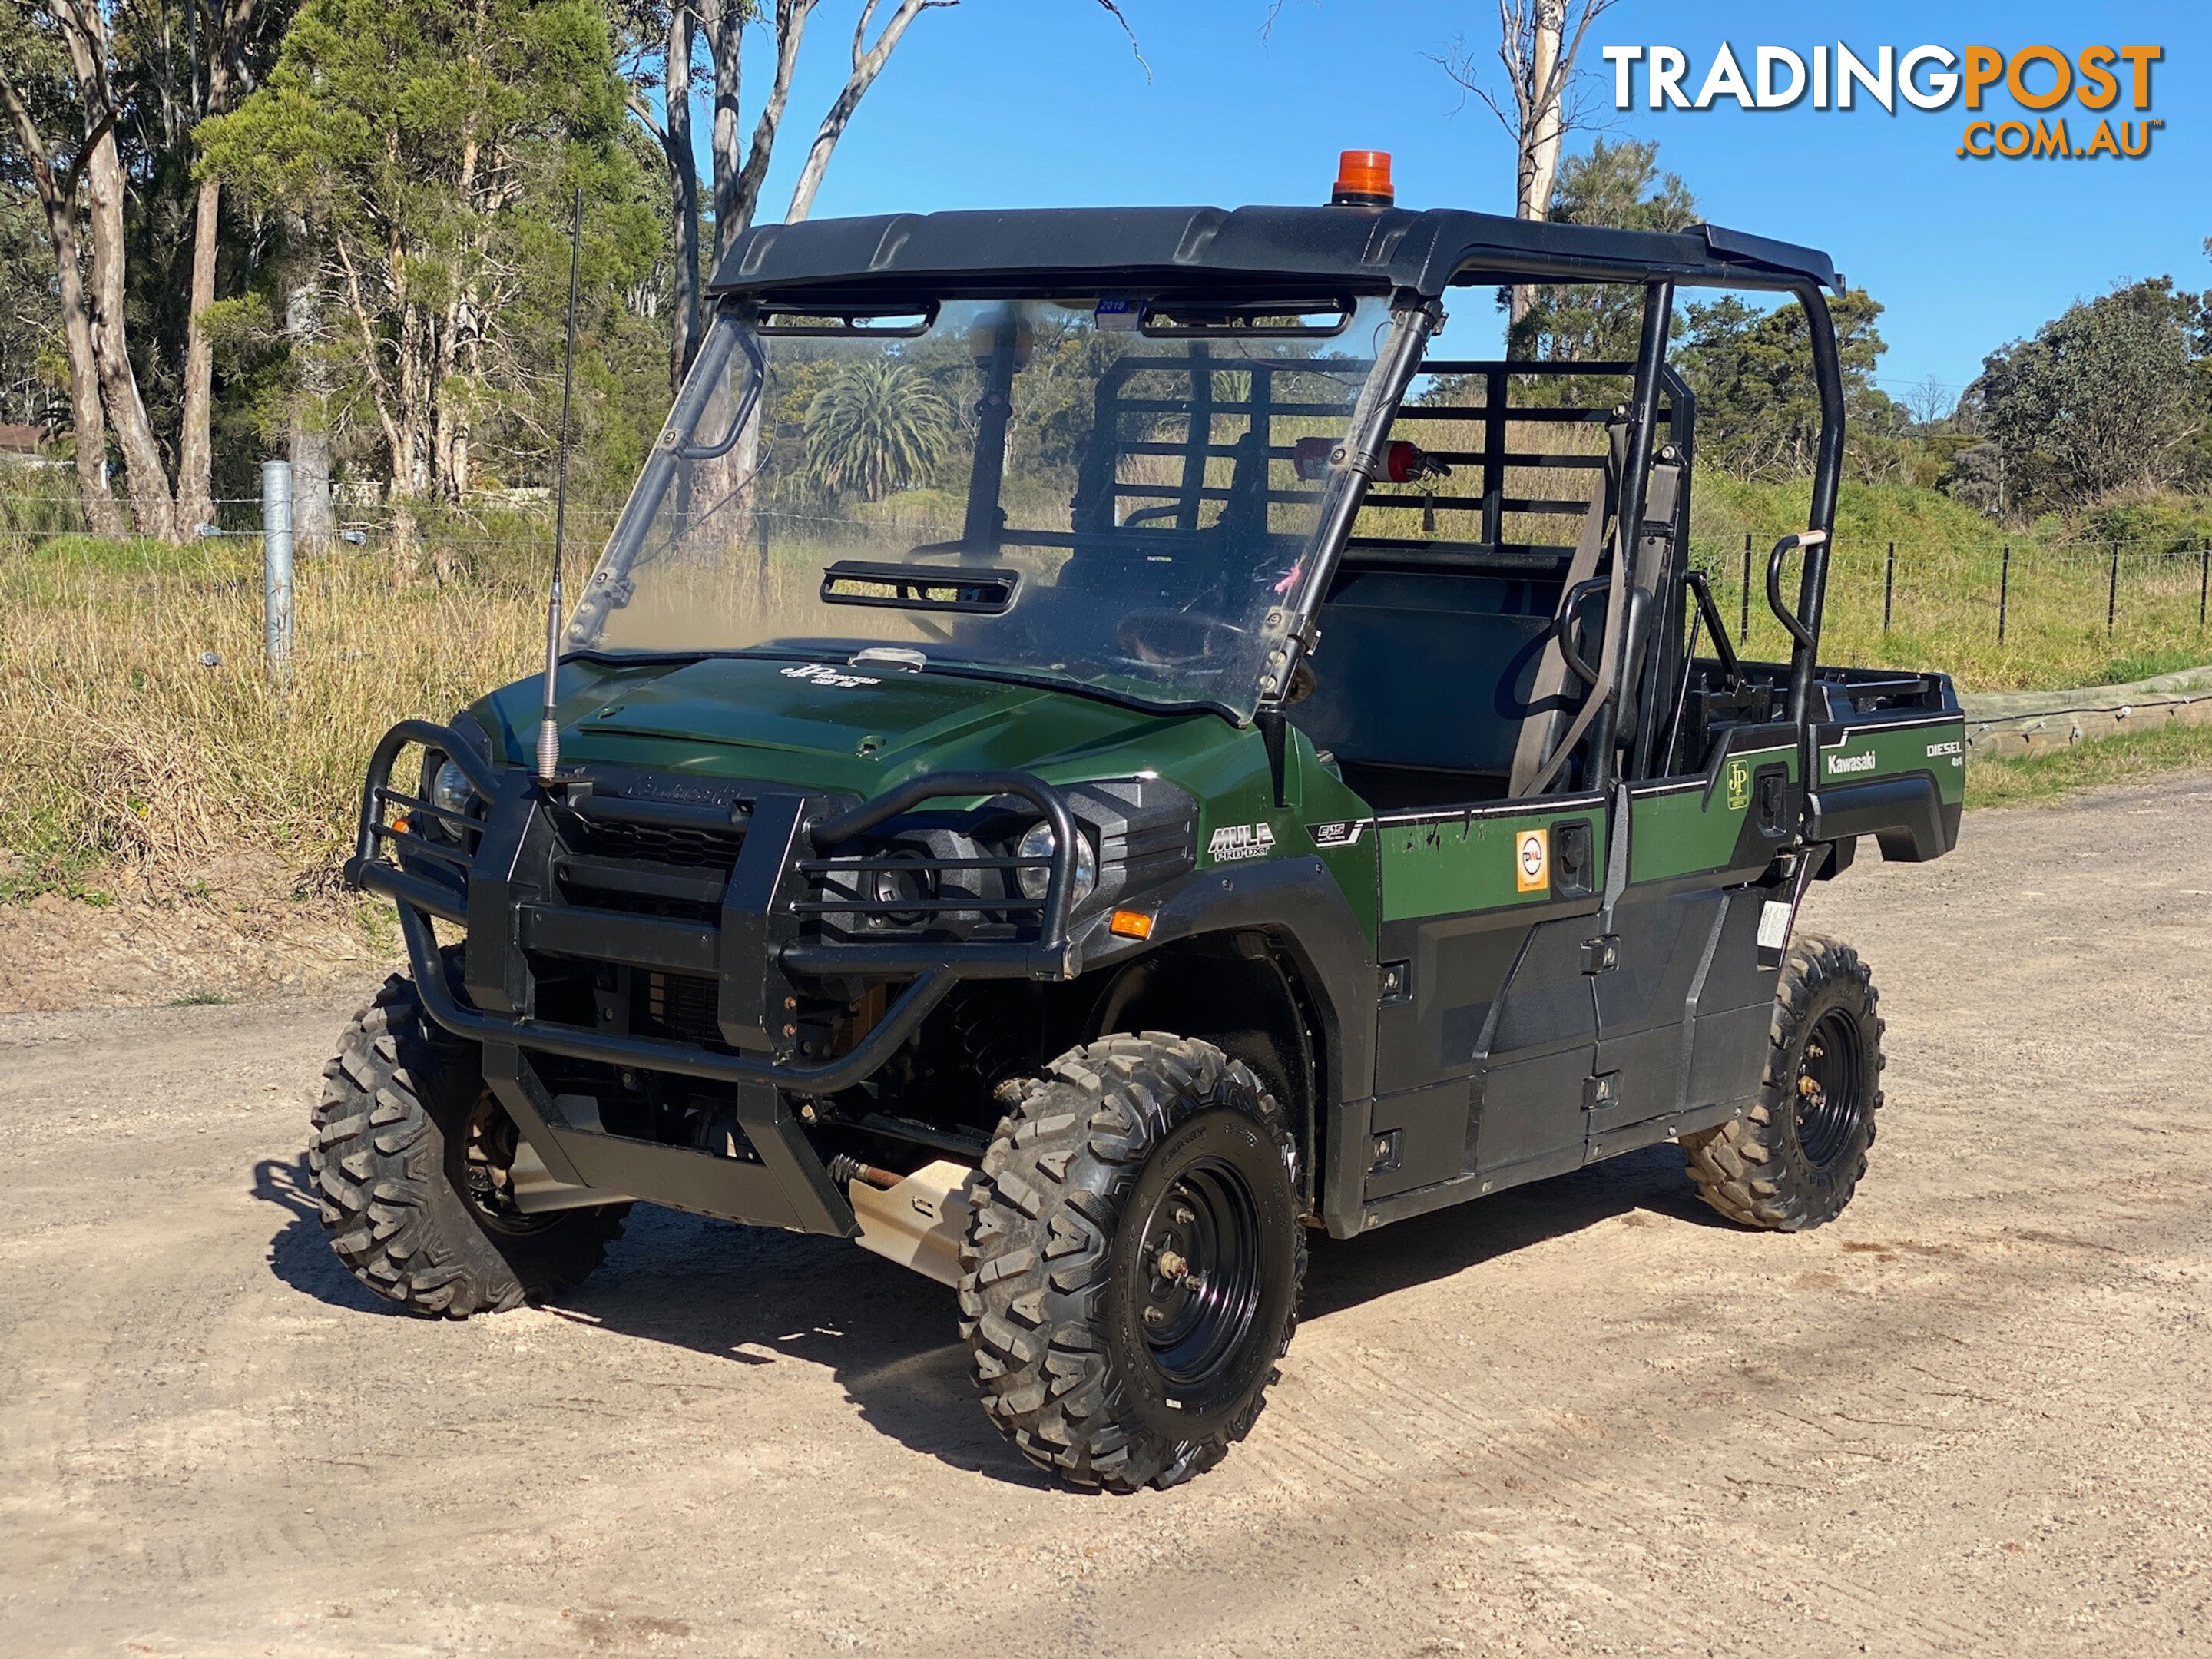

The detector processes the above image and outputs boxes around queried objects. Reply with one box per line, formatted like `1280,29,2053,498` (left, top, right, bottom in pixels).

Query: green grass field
1688,477,2212,692
1965,720,2212,810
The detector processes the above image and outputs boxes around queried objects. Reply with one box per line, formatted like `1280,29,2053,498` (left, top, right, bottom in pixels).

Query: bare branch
624,88,668,142
0,64,60,212
783,0,951,223
1094,0,1147,78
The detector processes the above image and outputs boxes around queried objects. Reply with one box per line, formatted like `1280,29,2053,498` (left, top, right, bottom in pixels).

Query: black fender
1807,770,1955,862
1075,853,1377,1237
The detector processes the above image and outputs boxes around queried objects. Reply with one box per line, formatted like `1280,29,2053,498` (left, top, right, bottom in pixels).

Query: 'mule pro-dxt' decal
1207,823,1277,863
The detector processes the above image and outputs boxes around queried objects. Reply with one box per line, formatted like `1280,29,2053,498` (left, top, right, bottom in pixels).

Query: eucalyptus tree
625,0,1141,392
200,0,660,510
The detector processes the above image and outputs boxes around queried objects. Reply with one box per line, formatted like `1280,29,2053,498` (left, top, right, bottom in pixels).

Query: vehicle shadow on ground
253,1140,1723,1487
1301,1141,1725,1320
253,1154,416,1317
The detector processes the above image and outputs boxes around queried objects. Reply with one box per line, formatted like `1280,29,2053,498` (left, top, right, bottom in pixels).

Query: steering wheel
1115,608,1247,667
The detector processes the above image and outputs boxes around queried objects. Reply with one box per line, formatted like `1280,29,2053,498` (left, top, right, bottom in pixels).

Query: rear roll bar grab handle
1554,578,1611,686
1764,529,1830,651
1766,529,1832,728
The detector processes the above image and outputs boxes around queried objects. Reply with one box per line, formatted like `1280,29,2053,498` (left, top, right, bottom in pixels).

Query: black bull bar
341,719,1090,1235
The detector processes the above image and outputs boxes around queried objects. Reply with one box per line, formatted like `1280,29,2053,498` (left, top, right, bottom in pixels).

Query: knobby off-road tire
959,1033,1306,1492
1682,932,1885,1232
311,972,627,1316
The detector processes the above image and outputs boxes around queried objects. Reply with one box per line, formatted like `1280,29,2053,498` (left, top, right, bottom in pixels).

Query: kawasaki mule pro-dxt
325,156,1963,1492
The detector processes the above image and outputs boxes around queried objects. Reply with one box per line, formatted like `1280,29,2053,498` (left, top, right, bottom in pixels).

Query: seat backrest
1296,571,1556,779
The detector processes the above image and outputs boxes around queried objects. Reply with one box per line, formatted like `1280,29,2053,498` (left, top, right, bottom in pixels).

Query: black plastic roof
707,204,1841,302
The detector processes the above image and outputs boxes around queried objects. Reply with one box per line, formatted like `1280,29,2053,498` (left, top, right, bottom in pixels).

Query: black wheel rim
1795,1009,1864,1171
1136,1157,1267,1391
462,1091,558,1236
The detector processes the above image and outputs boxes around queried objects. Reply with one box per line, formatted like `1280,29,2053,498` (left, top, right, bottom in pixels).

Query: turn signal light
1331,150,1394,207
1109,909,1156,940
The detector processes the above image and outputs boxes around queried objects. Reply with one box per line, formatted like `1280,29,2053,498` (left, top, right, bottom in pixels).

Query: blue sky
704,0,2207,405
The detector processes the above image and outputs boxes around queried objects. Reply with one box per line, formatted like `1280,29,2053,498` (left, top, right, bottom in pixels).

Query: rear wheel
311,972,628,1316
1682,934,1884,1231
959,1033,1305,1492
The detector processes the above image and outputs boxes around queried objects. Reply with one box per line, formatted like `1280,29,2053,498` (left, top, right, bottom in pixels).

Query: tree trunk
283,224,334,551
0,88,123,536
665,2,702,388
82,127,178,541
174,175,221,535
783,0,935,225
432,128,482,502
1508,0,1566,328
48,207,121,536
707,0,749,265
52,0,180,542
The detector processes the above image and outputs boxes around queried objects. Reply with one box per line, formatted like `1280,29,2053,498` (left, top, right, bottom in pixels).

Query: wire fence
1688,531,2212,688
8,483,2212,691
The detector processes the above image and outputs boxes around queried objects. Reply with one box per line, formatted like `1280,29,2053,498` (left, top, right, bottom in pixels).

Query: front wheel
959,1034,1305,1492
311,973,628,1316
1682,933,1885,1231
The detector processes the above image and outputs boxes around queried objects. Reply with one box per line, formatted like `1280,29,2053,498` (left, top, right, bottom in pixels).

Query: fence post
1998,544,2010,644
1883,541,1895,632
2106,542,2119,635
261,459,294,682
757,502,770,583
2199,538,2208,630
1739,531,1751,644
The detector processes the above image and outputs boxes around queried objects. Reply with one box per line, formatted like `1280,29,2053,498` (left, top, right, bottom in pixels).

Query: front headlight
422,758,478,840
430,759,475,817
1016,819,1096,906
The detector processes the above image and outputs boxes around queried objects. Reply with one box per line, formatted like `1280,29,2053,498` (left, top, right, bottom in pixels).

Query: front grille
579,818,746,869
644,971,721,1044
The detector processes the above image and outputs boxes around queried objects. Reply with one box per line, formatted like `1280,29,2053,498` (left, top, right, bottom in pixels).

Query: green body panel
1626,743,1796,886
464,657,1955,994
1816,717,1967,804
474,654,1385,945
1293,735,1382,948
1376,802,1608,924
482,656,1219,796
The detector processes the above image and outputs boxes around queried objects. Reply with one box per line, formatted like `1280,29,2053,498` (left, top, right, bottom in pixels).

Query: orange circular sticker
1516,828,1551,893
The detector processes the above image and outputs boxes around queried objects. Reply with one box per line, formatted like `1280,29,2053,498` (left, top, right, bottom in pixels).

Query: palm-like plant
804,358,955,502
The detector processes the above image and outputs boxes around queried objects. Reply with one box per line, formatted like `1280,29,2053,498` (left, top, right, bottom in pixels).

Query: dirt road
5,777,2210,1659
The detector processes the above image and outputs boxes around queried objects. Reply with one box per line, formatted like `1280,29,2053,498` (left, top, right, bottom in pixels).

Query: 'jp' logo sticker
1725,757,1752,811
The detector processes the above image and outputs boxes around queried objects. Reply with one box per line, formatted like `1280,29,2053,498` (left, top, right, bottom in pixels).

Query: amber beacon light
1330,150,1394,207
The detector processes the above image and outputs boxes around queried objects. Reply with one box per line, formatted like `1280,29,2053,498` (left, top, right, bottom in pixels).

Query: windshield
566,293,1399,717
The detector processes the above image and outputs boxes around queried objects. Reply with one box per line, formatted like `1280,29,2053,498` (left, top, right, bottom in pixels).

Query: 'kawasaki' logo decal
1208,823,1276,863
781,662,881,690
1826,751,1878,774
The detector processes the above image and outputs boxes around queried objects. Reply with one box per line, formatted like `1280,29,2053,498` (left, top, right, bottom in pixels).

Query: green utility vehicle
323,157,1963,1492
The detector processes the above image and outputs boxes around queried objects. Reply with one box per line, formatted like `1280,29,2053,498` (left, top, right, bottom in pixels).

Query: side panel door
1586,727,1799,1159
1365,796,1607,1204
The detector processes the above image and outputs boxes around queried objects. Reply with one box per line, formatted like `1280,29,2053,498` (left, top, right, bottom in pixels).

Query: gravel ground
2,775,2209,1659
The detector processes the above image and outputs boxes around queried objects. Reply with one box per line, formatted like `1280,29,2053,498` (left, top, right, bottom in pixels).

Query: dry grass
0,533,541,901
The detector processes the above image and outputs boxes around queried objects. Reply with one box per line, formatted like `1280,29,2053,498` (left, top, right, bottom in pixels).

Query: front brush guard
344,720,1087,1089
343,720,1091,1235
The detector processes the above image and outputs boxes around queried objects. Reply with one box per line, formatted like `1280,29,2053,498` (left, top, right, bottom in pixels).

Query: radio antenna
538,185,584,783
